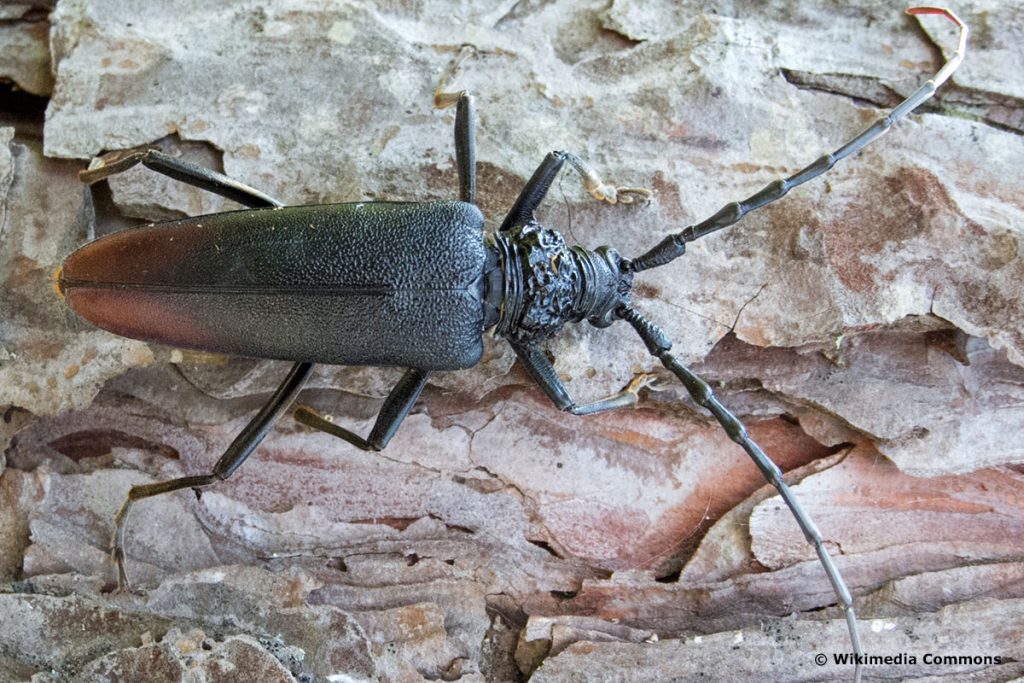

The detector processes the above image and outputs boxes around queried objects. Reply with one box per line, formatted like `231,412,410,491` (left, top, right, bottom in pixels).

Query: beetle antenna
629,7,967,273
618,305,864,682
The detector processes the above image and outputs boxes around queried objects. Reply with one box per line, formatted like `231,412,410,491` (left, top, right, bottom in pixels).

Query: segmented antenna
629,7,967,273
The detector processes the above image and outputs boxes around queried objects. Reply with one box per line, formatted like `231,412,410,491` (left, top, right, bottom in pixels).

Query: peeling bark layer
1,0,1022,680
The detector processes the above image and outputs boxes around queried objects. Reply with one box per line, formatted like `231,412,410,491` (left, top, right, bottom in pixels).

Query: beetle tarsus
434,44,476,109
80,147,152,184
567,372,658,416
564,152,653,206
626,372,659,394
587,183,653,205
294,406,379,451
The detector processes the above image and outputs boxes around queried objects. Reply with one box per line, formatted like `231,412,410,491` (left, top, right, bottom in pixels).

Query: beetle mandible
56,7,966,678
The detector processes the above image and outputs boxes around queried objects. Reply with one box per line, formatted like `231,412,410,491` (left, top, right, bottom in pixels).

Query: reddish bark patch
650,171,684,221
631,417,836,574
822,167,950,292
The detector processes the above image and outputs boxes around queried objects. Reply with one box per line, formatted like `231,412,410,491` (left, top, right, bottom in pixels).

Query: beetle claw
80,147,151,184
108,544,135,594
588,183,653,205
616,186,653,205
626,372,659,394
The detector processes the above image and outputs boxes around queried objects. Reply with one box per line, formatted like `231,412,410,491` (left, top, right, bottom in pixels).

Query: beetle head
571,245,632,329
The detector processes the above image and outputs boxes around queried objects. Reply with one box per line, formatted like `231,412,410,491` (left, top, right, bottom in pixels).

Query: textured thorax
486,221,632,343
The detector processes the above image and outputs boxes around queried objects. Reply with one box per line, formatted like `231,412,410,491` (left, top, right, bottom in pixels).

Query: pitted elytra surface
60,201,487,369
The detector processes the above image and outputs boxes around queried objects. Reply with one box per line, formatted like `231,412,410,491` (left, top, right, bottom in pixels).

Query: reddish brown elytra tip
52,265,66,300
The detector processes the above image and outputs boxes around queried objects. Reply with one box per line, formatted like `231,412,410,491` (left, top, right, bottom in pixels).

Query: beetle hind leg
110,361,313,590
294,367,430,451
81,146,282,209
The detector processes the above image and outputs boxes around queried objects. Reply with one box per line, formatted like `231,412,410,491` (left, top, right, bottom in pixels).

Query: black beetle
56,7,966,678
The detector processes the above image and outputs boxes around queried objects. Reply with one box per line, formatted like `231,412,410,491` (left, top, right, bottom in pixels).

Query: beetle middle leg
293,368,430,451
511,341,656,415
111,361,313,589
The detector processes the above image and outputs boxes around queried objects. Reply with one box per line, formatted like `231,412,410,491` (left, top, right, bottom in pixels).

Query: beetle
56,7,965,678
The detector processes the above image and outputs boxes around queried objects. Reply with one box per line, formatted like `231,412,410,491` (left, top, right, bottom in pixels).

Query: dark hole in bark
528,539,562,558
48,429,179,462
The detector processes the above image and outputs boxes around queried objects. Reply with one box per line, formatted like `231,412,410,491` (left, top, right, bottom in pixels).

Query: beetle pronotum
55,7,966,680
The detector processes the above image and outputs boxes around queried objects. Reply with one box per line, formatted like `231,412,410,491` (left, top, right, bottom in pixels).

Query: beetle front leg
80,146,282,209
512,341,654,415
293,367,430,451
500,151,651,231
111,361,313,590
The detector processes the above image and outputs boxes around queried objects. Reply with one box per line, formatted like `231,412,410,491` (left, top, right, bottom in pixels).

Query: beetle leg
438,92,476,205
562,152,652,206
454,93,477,204
81,146,282,209
499,151,651,231
617,305,864,682
110,361,313,590
433,44,474,109
512,341,654,415
630,7,967,273
435,47,477,204
499,152,565,232
293,368,430,451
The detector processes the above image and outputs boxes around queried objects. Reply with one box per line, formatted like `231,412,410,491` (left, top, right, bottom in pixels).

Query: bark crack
781,68,1024,137
729,279,772,334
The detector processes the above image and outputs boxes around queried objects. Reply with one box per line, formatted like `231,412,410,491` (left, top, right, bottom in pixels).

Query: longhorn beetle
56,8,965,679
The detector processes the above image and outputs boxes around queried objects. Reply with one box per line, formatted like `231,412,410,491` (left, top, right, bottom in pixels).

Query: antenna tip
906,6,965,30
